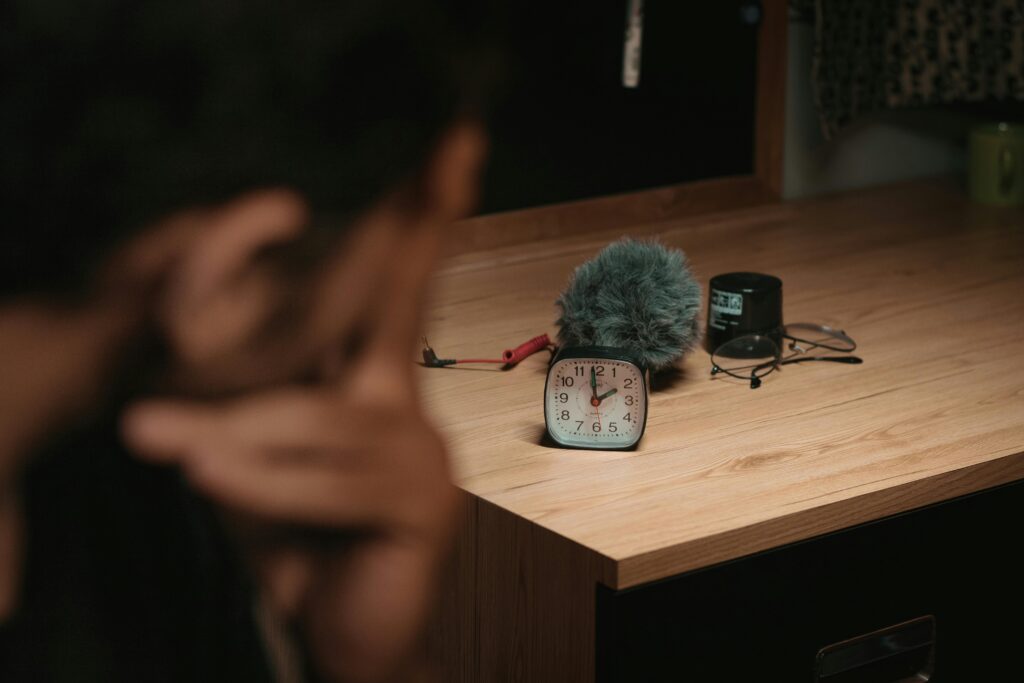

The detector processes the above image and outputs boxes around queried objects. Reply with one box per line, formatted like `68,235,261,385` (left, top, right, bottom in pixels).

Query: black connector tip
421,347,456,367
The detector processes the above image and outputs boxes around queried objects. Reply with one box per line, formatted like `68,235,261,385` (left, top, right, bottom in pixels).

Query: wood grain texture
755,0,788,196
420,178,1024,591
427,492,477,682
428,495,611,682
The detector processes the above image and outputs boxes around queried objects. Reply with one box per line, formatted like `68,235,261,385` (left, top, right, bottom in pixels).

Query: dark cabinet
597,479,1024,682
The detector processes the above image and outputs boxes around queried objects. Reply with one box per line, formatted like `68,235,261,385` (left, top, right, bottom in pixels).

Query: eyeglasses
710,323,862,389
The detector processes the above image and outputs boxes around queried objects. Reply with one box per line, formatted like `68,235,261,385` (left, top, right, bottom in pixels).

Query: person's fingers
121,400,227,463
293,211,402,370
182,445,417,528
123,388,401,459
98,208,210,292
150,190,314,383
173,189,309,305
371,222,440,358
345,222,441,403
242,208,412,393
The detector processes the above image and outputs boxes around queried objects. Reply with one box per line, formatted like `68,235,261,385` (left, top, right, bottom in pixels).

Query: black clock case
544,345,649,451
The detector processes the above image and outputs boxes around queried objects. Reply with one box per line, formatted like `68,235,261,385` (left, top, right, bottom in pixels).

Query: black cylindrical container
705,272,783,352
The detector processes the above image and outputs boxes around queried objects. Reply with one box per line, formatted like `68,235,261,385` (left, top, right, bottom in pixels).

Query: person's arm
122,223,456,683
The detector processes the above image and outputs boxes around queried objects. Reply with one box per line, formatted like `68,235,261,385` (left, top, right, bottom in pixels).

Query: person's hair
0,0,494,298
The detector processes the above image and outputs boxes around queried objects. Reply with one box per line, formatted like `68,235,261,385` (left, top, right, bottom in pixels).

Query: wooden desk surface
420,179,1024,590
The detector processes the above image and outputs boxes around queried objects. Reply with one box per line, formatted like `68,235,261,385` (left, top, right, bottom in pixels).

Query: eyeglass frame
710,323,861,389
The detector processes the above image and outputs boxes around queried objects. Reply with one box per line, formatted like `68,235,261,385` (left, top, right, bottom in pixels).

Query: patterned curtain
796,0,1024,138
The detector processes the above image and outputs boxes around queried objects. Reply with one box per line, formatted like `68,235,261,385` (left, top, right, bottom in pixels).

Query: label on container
709,288,743,330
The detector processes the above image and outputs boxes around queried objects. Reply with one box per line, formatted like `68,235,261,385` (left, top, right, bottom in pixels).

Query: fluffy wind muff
555,239,702,371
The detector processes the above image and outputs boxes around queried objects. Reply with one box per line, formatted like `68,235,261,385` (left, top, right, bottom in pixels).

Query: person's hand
124,385,455,682
123,219,456,683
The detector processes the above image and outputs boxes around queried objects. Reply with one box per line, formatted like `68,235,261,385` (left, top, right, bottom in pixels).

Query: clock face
545,357,647,449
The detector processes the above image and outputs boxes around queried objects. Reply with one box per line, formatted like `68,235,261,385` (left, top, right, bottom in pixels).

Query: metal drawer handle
815,615,935,683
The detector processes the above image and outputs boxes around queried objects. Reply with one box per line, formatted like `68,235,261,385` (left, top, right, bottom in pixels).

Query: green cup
969,122,1024,207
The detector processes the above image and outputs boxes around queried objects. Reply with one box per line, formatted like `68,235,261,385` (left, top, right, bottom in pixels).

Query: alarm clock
544,346,648,450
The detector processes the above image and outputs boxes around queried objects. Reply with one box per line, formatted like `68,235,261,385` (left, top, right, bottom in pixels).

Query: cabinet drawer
597,479,1024,682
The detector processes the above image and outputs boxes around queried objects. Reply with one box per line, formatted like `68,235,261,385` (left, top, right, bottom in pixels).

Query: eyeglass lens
711,334,781,388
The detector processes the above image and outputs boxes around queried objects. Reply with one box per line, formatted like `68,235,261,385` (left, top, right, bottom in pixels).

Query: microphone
555,239,702,371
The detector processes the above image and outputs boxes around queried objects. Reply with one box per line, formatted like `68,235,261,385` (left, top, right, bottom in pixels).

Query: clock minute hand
596,388,617,402
590,367,598,400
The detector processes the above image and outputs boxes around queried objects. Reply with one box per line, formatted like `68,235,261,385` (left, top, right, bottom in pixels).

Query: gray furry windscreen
555,239,702,371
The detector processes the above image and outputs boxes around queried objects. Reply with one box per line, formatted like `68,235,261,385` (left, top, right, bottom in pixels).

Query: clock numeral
623,412,632,422
624,395,634,406
623,378,634,389
562,377,574,387
558,393,569,403
575,421,584,432
609,422,618,433
575,366,585,376
560,410,570,421
594,365,605,376
592,422,601,432
612,368,617,378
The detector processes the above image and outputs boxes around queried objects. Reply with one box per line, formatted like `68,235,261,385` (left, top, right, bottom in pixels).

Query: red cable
447,334,552,366
501,334,552,364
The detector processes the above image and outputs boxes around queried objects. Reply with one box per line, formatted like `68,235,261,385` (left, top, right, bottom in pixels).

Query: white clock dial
545,357,646,449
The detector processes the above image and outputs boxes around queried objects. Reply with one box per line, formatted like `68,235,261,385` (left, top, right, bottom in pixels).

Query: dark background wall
479,2,761,214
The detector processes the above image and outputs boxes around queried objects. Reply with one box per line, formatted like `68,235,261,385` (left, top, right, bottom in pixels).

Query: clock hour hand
596,388,617,402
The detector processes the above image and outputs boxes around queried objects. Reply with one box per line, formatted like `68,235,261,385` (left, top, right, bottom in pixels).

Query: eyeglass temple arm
783,335,857,353
780,355,863,366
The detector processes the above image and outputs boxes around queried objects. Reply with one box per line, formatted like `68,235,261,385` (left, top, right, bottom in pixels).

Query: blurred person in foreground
0,1,494,681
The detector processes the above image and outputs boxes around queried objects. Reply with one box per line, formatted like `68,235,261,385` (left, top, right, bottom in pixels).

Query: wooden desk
422,179,1024,681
